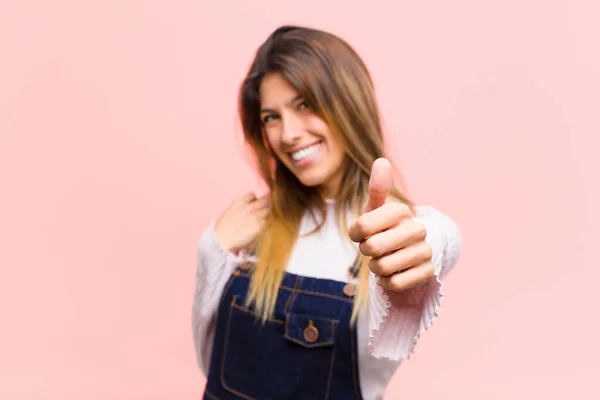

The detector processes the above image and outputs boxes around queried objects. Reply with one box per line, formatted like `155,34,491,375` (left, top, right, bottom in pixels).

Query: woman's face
259,72,346,198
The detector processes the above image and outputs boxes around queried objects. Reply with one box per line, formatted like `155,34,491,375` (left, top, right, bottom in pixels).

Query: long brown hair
238,25,414,323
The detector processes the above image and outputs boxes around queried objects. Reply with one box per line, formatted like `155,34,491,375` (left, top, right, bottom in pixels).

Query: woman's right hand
214,192,271,253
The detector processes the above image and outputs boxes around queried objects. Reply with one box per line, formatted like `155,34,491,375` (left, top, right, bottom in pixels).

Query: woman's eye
298,102,309,110
262,114,277,124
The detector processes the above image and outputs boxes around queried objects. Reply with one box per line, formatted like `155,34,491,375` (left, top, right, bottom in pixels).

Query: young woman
192,25,462,400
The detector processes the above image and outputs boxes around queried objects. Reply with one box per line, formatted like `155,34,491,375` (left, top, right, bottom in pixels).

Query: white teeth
291,143,321,161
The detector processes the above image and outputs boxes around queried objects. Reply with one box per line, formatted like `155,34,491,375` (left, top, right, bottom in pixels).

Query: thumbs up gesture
348,158,434,292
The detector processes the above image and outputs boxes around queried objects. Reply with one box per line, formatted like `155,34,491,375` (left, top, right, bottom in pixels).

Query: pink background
1,1,598,399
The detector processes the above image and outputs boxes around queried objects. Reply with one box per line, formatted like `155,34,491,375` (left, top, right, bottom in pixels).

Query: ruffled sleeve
367,206,462,361
191,222,251,374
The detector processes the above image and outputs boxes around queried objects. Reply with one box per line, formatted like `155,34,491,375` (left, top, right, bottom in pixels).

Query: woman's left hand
348,158,434,292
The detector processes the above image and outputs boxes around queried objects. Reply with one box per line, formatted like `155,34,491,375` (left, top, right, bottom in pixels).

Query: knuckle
426,262,435,278
412,221,427,240
368,258,378,273
359,241,369,256
377,259,389,275
362,238,380,256
392,202,410,216
369,257,387,275
395,204,411,223
241,192,255,202
422,242,433,260
377,276,391,291
385,203,405,221
390,283,402,292
388,276,403,292
352,218,367,238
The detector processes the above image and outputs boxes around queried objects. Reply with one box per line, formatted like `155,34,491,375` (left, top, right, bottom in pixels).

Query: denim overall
203,263,364,400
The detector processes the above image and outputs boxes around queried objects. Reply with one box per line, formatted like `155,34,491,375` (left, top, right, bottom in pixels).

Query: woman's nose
280,115,302,144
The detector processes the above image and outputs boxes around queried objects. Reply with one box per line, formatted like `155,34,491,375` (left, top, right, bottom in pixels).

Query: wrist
214,229,235,253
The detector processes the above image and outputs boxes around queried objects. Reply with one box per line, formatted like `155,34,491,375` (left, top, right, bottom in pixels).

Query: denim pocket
284,313,337,348
220,296,339,400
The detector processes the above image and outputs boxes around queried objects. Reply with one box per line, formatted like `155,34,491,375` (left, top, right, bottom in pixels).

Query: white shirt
193,201,462,399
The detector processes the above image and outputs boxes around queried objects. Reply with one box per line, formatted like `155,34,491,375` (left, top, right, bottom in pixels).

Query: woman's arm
191,222,247,374
367,206,462,361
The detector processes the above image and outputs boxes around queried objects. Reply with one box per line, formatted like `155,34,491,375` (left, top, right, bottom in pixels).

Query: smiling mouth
289,141,323,162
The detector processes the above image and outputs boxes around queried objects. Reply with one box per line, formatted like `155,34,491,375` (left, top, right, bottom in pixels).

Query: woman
193,25,462,400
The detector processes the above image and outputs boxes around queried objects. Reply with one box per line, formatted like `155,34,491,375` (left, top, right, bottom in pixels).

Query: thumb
363,158,393,213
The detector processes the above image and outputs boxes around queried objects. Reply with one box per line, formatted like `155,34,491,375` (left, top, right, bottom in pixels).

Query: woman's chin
297,177,323,188
296,172,332,190
286,163,340,192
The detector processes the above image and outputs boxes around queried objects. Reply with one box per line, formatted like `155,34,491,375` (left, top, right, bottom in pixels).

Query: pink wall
1,1,598,399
